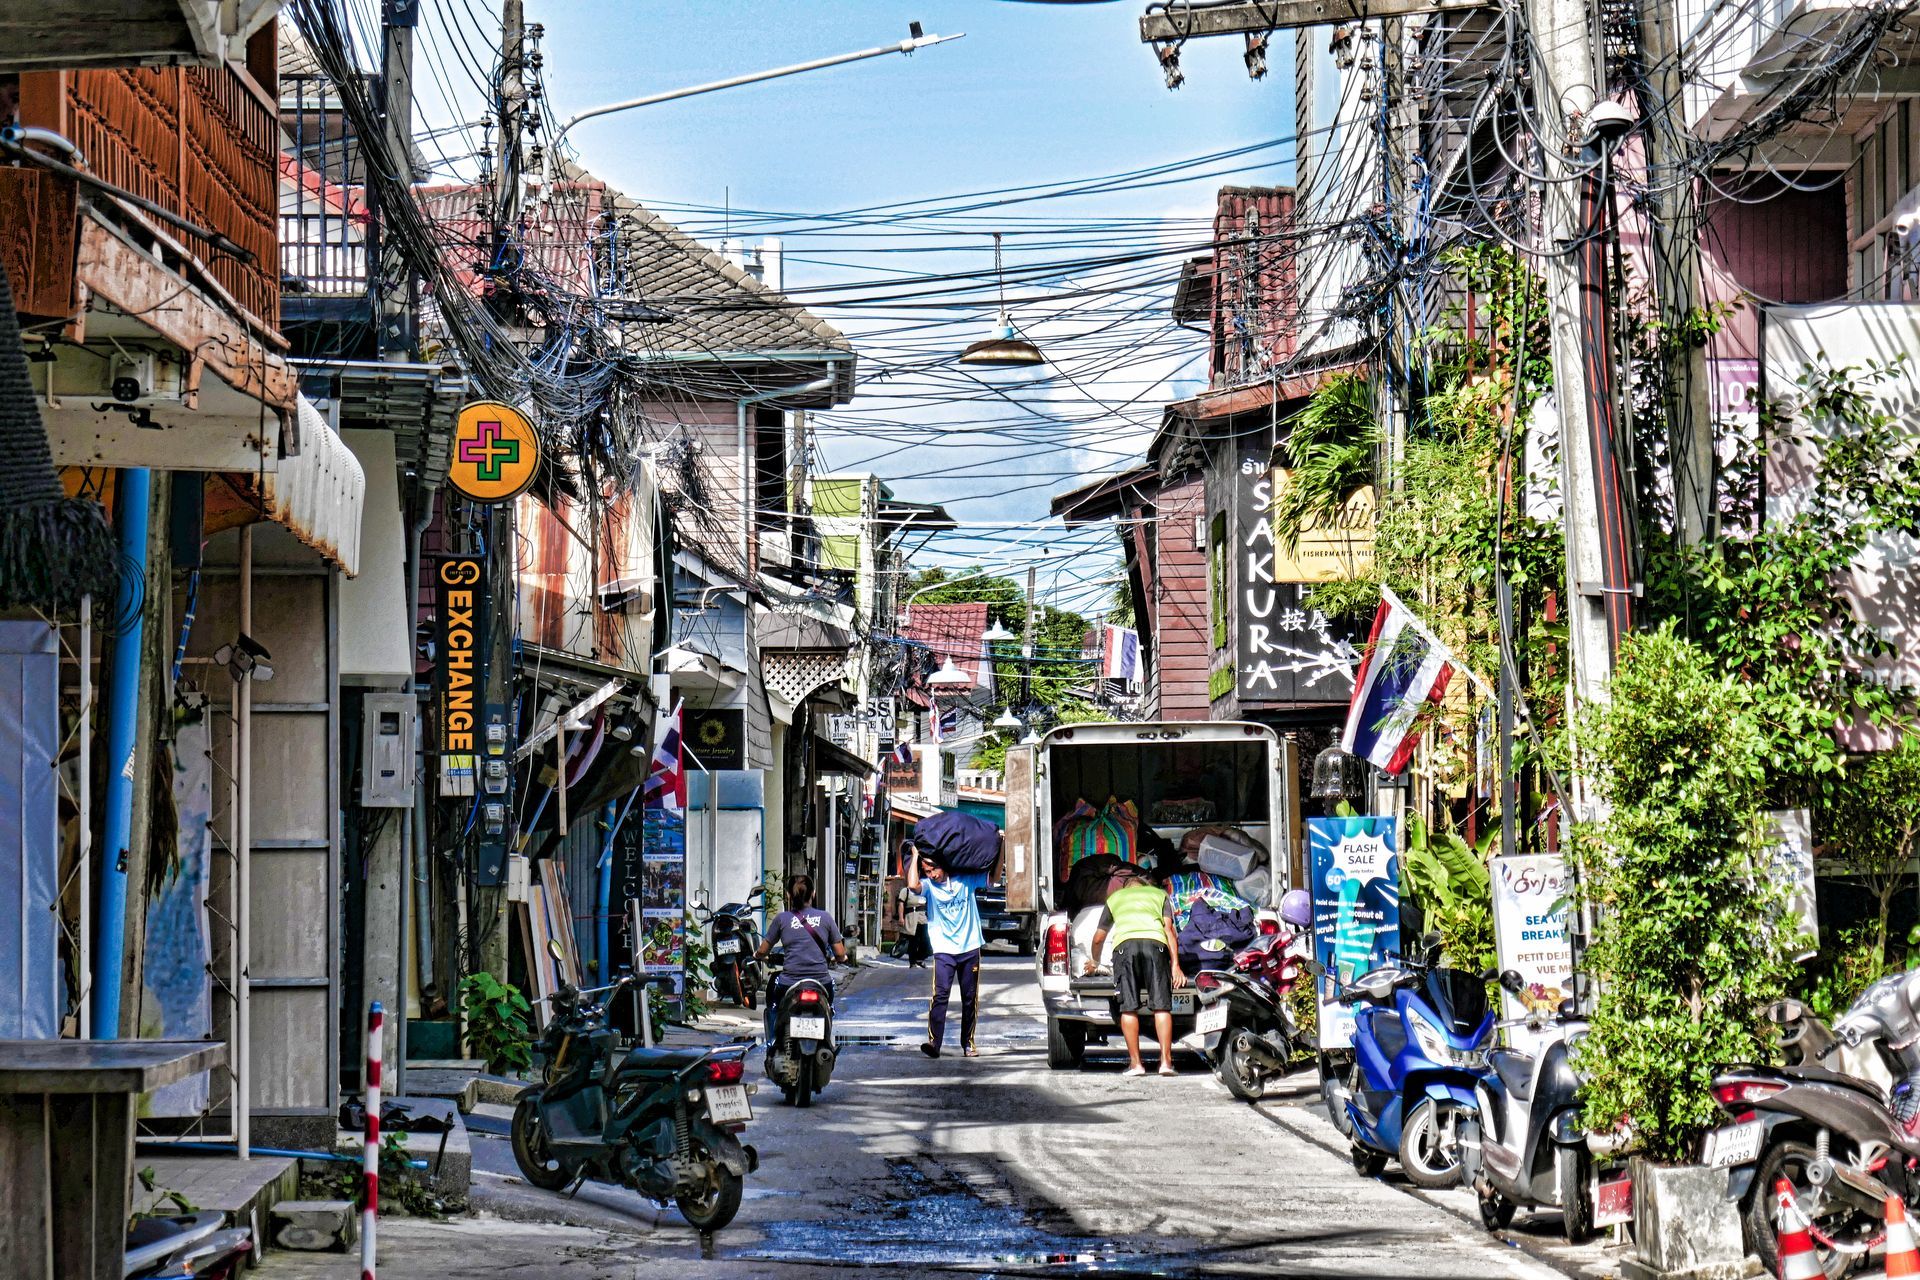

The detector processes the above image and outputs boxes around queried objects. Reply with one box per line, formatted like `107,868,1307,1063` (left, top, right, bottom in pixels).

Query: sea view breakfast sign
1490,853,1575,1054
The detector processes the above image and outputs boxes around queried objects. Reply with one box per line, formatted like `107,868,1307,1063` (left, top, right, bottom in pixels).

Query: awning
256,395,366,575
813,736,875,779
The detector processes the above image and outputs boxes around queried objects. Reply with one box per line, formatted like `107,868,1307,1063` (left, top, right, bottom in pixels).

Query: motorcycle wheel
1319,1056,1354,1138
1351,1144,1389,1178
1399,1099,1466,1189
792,1054,815,1108
1218,1029,1270,1102
674,1143,745,1232
1746,1141,1875,1280
509,1096,573,1191
1478,1188,1517,1232
1555,1144,1593,1244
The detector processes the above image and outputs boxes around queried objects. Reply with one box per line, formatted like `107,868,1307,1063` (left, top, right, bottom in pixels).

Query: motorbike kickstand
564,1173,589,1199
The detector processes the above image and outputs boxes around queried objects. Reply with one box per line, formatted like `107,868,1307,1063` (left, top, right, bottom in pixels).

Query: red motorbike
1194,926,1308,1101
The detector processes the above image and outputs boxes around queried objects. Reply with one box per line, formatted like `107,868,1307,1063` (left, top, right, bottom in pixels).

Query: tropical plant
1816,732,1920,970
1273,372,1379,553
1573,627,1795,1163
1402,817,1496,972
458,972,533,1075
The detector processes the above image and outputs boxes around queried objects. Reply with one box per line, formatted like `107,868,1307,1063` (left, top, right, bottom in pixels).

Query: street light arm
543,30,965,189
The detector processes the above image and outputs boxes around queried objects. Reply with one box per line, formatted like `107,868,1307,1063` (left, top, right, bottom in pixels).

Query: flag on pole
932,706,961,743
1340,589,1458,774
642,699,686,813
1102,626,1140,682
891,740,915,766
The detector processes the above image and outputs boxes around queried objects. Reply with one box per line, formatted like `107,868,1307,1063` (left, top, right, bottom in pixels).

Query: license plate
1195,1002,1230,1035
1172,992,1195,1015
1593,1171,1633,1228
715,938,741,956
790,1016,827,1040
705,1084,751,1124
1703,1119,1764,1168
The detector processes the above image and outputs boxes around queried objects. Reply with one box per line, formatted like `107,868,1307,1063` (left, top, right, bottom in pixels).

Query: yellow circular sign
449,401,540,502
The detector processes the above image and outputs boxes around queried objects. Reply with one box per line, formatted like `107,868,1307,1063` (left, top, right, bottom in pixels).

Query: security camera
1896,213,1919,238
1585,100,1637,144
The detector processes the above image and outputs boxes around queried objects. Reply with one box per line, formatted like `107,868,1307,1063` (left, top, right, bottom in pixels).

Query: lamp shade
992,708,1022,730
959,311,1044,367
983,622,1016,642
927,657,971,687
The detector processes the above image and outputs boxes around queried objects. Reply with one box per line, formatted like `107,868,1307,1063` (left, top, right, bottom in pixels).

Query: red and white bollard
362,1001,382,1280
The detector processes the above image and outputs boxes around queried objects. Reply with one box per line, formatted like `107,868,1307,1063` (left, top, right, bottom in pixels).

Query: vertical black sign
1234,444,1353,705
435,556,487,755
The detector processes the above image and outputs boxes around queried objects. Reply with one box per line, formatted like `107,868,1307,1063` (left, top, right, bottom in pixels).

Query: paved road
259,953,1621,1279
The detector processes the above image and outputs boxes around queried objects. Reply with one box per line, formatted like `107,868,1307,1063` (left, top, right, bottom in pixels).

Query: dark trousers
928,948,981,1049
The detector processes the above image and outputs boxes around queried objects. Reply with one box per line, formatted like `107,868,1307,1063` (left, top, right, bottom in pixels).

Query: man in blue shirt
904,838,999,1058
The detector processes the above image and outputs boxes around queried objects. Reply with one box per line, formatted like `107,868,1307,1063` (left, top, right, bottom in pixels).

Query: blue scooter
1323,934,1497,1187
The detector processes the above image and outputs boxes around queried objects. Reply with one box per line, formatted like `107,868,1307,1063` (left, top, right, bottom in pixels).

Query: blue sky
423,2,1298,616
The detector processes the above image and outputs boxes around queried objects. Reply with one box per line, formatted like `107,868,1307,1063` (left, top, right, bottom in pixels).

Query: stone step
269,1199,356,1252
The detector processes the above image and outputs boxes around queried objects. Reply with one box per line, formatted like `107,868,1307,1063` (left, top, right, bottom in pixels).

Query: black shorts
1113,939,1173,1014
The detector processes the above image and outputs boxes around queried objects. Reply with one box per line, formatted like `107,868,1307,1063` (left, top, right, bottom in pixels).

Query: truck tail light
1043,916,1070,976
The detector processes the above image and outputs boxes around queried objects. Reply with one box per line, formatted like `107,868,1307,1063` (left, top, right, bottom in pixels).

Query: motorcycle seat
1490,1049,1534,1102
1779,1063,1888,1102
613,1045,710,1074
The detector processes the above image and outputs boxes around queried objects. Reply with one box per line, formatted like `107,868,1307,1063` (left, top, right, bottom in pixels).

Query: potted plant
1575,627,1793,1280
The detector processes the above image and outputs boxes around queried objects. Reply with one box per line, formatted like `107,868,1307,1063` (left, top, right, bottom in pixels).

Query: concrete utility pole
1528,0,1630,737
379,0,418,359
1637,0,1717,546
1023,566,1037,712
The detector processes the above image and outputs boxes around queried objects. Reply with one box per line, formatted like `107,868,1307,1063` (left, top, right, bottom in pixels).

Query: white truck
1002,721,1299,1069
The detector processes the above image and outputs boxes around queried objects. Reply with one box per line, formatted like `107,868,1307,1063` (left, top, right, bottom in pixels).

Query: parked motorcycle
125,1212,252,1279
1710,980,1920,1277
510,965,758,1231
1321,934,1497,1188
1194,926,1307,1101
764,962,839,1107
696,885,766,1009
1457,977,1595,1240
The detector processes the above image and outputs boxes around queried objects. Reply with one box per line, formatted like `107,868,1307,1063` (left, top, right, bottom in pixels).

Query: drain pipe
594,800,617,983
93,468,150,1039
737,370,837,573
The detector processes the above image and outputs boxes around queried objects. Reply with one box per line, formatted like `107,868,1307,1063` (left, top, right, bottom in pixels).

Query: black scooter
126,1212,252,1279
698,885,766,1008
510,967,759,1231
765,962,838,1107
1457,975,1595,1241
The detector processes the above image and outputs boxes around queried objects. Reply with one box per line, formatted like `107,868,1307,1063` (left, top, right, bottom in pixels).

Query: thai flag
1102,626,1139,681
891,740,915,766
932,707,960,743
642,699,686,813
1340,590,1456,774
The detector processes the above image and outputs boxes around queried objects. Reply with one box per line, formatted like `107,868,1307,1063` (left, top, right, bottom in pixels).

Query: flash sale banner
1309,816,1400,1050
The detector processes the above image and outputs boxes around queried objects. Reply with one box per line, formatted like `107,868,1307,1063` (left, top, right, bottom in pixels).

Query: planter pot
1617,1158,1761,1280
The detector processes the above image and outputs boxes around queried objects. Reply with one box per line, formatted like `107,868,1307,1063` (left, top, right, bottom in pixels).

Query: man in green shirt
1085,868,1187,1077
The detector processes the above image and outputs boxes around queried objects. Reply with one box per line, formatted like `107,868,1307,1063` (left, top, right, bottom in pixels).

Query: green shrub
1573,627,1794,1163
458,972,533,1076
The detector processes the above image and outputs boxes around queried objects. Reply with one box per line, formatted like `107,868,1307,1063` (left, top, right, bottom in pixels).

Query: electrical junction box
360,693,415,808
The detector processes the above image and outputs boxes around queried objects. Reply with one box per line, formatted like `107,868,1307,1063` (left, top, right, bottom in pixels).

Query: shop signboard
639,806,687,1002
448,400,541,503
1490,853,1576,1054
434,556,486,761
685,708,745,770
1309,815,1400,1049
1232,443,1358,706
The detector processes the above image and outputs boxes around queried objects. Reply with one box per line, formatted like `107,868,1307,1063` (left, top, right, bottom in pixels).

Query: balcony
1681,0,1920,142
0,0,278,70
15,62,281,330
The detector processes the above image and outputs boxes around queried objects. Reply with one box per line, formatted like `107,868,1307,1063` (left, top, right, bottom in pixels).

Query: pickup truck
1000,721,1298,1069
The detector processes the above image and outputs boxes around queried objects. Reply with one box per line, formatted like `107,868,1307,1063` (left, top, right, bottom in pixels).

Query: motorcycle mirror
1768,999,1806,1024
1500,969,1526,995
546,938,566,961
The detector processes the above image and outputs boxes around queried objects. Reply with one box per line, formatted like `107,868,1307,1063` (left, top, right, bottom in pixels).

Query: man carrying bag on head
903,812,1002,1058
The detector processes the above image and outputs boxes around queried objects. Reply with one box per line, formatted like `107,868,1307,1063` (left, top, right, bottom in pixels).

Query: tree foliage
1574,627,1794,1163
1816,732,1920,971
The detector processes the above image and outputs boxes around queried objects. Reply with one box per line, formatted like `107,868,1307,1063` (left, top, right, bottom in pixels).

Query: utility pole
378,0,419,359
1023,566,1036,714
1527,0,1625,722
474,0,526,984
1637,0,1717,546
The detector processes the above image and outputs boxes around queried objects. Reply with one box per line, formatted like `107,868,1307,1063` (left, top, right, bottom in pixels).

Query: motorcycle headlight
1411,1013,1488,1069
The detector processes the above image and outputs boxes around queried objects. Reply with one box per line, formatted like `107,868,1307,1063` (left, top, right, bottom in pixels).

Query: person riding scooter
754,874,849,1031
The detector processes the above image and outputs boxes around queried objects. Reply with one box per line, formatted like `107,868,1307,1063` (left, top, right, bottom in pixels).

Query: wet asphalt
255,952,1622,1279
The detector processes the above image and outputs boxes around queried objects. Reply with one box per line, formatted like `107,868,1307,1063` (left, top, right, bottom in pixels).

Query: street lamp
958,232,1045,367
992,708,1022,730
541,25,965,195
927,658,971,688
983,621,1017,642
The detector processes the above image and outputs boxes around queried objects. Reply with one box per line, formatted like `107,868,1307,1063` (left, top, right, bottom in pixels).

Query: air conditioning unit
106,349,186,407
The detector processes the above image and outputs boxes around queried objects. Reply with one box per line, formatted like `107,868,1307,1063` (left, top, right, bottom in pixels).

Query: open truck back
1001,721,1299,1068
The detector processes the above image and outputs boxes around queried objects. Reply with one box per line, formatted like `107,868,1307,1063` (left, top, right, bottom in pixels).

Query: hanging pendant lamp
959,232,1045,367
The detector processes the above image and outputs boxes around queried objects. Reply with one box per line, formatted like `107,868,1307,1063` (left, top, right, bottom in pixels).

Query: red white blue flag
891,740,915,766
1340,589,1457,774
642,699,686,813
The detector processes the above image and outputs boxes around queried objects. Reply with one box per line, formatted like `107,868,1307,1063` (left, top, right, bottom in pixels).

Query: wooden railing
20,64,280,330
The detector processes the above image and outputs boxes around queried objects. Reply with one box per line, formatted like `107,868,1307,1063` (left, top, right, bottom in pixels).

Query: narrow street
260,953,1615,1279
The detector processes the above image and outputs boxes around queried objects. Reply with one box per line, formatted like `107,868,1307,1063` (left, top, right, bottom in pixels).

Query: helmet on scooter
1279,888,1312,929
